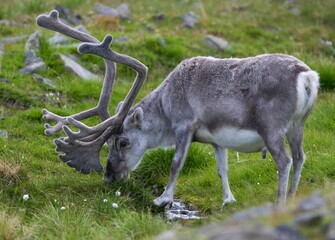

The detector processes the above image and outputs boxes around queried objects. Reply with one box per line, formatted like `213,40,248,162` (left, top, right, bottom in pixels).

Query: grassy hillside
0,0,334,239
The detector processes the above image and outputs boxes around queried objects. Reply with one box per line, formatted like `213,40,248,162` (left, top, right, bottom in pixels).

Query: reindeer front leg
153,126,194,208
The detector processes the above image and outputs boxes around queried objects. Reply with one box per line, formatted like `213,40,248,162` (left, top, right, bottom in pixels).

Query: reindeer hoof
222,195,236,208
153,196,173,208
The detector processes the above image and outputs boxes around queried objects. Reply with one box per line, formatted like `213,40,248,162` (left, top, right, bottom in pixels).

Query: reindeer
37,10,319,208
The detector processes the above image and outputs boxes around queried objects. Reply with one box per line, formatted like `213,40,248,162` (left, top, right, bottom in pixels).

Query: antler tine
38,10,115,135
38,10,147,174
36,10,99,43
60,34,148,141
80,35,147,127
37,10,119,173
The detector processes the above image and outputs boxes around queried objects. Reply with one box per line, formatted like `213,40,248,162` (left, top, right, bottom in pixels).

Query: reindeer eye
117,137,130,150
120,141,127,148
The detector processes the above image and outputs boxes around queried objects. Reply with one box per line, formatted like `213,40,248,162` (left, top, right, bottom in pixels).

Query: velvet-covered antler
37,10,147,174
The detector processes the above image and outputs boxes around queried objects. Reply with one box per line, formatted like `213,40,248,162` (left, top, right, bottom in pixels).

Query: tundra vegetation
0,0,334,239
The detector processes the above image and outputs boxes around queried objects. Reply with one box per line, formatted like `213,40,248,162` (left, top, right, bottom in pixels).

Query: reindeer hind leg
286,123,306,199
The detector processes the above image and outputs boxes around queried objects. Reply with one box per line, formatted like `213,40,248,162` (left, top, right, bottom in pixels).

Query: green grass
0,0,335,239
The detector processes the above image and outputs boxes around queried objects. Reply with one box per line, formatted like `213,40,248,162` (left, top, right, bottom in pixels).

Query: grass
0,0,334,239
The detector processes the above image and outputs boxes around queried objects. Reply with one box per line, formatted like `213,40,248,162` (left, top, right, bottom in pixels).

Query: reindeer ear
130,107,143,127
116,101,124,113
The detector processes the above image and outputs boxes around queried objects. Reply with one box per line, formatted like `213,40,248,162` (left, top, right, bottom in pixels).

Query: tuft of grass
0,160,22,186
0,211,25,240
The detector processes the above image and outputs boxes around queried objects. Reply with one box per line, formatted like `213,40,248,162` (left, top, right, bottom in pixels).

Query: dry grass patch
0,160,22,186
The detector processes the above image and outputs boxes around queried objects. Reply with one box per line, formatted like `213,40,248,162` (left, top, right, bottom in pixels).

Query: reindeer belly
195,126,265,153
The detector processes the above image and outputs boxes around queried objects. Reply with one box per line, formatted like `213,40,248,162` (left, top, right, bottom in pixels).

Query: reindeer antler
37,10,147,174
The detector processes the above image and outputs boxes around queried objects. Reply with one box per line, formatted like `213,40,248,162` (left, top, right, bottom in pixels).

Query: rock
0,43,4,57
20,32,46,74
94,3,131,19
275,225,305,240
152,12,166,21
24,50,40,65
117,3,131,19
59,54,99,80
296,192,326,212
198,225,278,240
156,192,335,240
20,49,46,74
32,73,56,88
154,230,178,240
55,4,81,24
203,35,231,51
0,43,4,69
49,32,70,45
158,36,167,48
230,202,274,222
0,35,28,43
183,12,199,28
327,221,335,240
233,4,252,11
113,36,129,44
94,3,119,18
20,61,46,74
294,192,326,226
25,31,40,52
75,25,90,34
284,0,300,15
0,77,9,83
0,130,8,139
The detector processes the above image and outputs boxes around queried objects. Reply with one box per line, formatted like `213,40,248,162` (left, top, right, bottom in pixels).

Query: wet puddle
165,200,201,220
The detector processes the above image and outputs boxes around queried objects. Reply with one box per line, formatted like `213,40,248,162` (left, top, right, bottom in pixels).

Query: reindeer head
103,104,147,182
37,10,147,176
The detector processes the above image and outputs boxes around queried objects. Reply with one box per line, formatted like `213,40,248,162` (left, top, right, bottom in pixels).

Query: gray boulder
203,35,231,50
60,54,99,80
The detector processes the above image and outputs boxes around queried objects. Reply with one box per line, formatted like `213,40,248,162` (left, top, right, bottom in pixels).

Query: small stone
295,211,324,226
24,50,42,65
55,4,81,25
25,31,40,52
75,25,90,34
275,225,305,240
59,54,99,80
230,202,274,222
183,12,199,28
0,78,9,83
117,3,131,20
0,130,7,138
113,36,129,44
112,203,118,208
0,35,28,43
295,192,326,226
158,36,167,48
327,221,335,240
32,73,56,88
22,194,29,201
20,61,46,74
94,3,119,17
0,43,4,57
203,35,231,51
297,192,326,212
49,33,70,45
152,12,166,21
